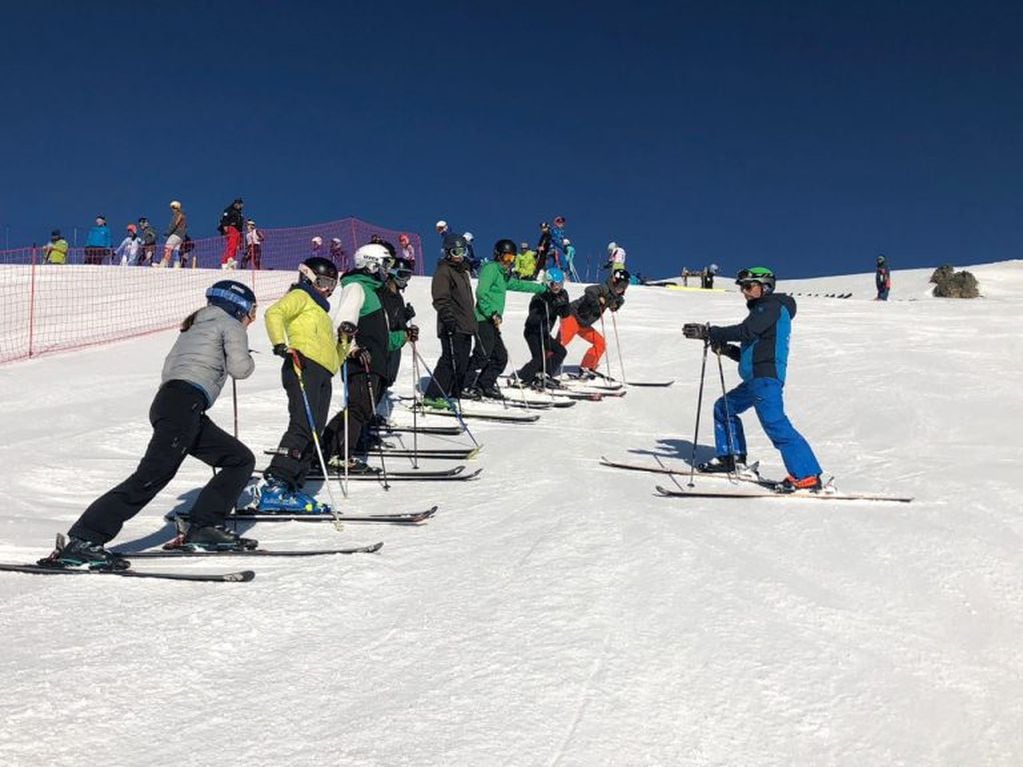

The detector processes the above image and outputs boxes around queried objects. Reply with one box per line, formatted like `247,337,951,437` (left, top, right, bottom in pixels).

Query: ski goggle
447,246,467,258
313,275,337,291
735,268,772,284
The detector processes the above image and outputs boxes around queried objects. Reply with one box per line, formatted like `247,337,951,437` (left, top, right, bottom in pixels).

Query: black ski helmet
444,235,468,261
206,280,257,320
493,239,518,262
877,254,887,265
298,256,339,293
388,256,415,289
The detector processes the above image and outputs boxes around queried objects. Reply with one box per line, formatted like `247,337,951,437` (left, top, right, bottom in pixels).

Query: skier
464,232,481,277
701,263,718,289
464,239,545,400
875,255,891,300
137,217,157,266
561,238,580,281
83,215,112,265
423,235,476,408
534,221,553,280
560,267,630,377
157,201,187,268
378,255,417,394
243,220,264,269
261,257,343,510
605,241,627,271
329,237,347,272
41,281,259,568
218,197,245,269
398,233,416,272
115,224,141,266
682,266,824,493
321,243,392,474
550,215,568,266
514,267,570,387
514,242,537,280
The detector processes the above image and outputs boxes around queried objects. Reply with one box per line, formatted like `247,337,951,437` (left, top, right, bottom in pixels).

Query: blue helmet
545,267,565,287
206,280,256,321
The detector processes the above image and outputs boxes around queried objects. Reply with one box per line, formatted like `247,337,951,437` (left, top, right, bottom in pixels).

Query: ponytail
180,309,201,332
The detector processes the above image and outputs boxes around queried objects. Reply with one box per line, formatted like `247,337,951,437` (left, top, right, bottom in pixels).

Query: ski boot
697,454,747,474
182,525,258,552
479,385,504,400
541,374,564,390
38,534,130,571
773,474,824,494
256,477,329,514
575,367,598,380
421,396,454,412
461,387,483,401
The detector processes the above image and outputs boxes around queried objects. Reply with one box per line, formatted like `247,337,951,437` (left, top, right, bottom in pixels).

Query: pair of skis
169,505,439,526
599,456,913,503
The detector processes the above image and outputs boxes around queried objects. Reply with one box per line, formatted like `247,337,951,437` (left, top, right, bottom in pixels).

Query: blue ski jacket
708,293,797,383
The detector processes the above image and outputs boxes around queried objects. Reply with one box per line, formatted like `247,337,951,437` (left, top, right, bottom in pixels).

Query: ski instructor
682,266,823,493
43,281,260,569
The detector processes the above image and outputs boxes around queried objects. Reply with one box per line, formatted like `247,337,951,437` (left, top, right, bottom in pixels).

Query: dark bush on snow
930,265,979,298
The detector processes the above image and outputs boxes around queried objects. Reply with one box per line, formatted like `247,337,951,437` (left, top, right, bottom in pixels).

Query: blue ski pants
713,377,822,480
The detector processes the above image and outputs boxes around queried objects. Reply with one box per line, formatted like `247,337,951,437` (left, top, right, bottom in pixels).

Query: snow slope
1,261,1021,766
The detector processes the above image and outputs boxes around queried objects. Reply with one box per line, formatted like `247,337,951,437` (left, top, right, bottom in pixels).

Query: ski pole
410,345,420,470
598,313,614,381
340,358,350,497
687,339,711,488
232,379,239,438
610,311,627,385
715,344,740,478
363,358,390,490
412,343,480,447
287,349,344,531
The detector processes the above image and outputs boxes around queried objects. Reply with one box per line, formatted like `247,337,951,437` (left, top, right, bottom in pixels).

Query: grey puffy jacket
161,306,254,405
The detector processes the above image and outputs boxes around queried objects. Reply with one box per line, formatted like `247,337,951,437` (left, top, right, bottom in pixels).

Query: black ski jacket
569,281,623,328
431,258,477,336
524,289,570,338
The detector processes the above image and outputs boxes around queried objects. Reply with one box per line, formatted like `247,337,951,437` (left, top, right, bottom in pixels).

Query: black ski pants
266,357,333,488
69,380,255,544
467,320,508,391
516,330,567,383
323,365,382,459
425,331,472,400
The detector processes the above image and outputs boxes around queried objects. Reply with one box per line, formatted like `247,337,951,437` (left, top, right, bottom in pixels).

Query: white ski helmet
463,231,474,243
353,243,393,274
435,220,448,230
562,238,571,246
311,236,323,247
607,241,617,254
169,200,182,210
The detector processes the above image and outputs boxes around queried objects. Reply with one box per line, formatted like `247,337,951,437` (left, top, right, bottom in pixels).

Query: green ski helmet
735,266,776,293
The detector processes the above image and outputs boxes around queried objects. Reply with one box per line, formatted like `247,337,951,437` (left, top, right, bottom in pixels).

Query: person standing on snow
43,229,69,264
260,257,343,511
398,233,416,272
137,217,158,266
243,220,264,269
218,197,245,269
158,200,187,267
560,267,629,377
534,221,553,280
604,241,627,271
515,241,537,280
423,235,476,408
875,255,891,300
321,244,394,474
464,239,545,400
463,232,482,277
682,266,824,493
83,215,112,265
115,224,141,265
40,281,260,568
549,215,568,266
561,238,580,281
515,267,571,388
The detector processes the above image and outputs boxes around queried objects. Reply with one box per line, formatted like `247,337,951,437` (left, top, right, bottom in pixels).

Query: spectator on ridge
875,255,891,301
399,233,416,272
218,197,245,269
84,215,112,265
243,220,264,269
158,201,187,268
43,229,69,264
115,224,141,266
137,217,158,266
329,237,347,272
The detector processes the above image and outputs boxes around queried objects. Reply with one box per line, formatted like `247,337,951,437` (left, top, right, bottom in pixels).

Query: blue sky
1,1,1020,278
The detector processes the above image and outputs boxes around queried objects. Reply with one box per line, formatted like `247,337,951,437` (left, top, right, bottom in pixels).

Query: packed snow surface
1,262,1021,766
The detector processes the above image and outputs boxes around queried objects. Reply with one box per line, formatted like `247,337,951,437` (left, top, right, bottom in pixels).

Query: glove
682,323,710,340
491,313,502,328
272,343,289,358
404,304,416,321
440,317,457,336
350,348,371,368
338,321,357,341
406,324,420,343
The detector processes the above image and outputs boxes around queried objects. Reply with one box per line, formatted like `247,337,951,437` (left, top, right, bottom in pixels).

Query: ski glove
272,343,289,358
682,323,710,340
350,348,371,369
404,304,416,321
338,322,357,342
406,324,420,343
440,317,457,336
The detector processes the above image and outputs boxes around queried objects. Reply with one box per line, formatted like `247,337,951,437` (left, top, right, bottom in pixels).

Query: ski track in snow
1,261,1022,766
